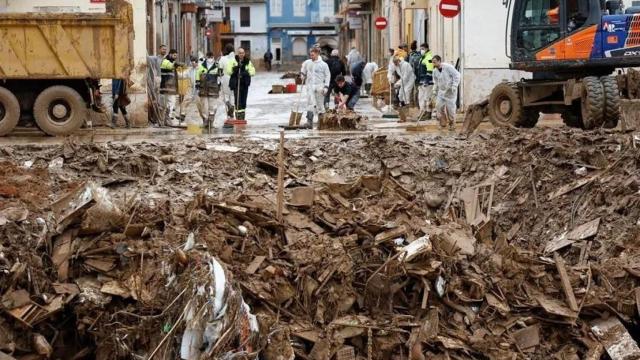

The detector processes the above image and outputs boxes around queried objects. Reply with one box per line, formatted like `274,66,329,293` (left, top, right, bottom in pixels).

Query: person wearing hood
391,56,415,109
362,61,379,96
325,49,346,108
218,44,236,118
431,55,461,131
197,52,223,128
300,47,331,129
225,47,255,121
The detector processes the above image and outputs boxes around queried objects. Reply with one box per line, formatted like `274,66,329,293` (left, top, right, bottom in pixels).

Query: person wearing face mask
197,52,223,128
416,43,434,120
431,55,460,131
178,57,205,125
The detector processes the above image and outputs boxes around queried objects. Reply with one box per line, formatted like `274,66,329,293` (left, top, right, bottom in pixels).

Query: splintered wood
319,109,367,130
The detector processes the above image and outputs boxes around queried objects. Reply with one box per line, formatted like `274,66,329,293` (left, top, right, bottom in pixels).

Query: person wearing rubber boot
110,79,131,128
392,55,415,122
431,55,460,131
160,49,180,125
225,48,255,122
218,44,236,119
300,47,331,129
197,52,223,129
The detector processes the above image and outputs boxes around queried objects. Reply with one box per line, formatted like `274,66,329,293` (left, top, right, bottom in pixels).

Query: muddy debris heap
1,128,640,359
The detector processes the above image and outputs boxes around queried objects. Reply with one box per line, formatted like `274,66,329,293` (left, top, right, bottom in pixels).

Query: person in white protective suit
300,47,331,129
218,43,236,118
431,55,461,131
388,56,415,109
362,61,378,96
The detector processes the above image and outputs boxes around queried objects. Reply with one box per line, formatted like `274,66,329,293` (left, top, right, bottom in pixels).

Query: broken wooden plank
567,218,600,240
374,225,407,245
51,231,74,282
591,317,640,360
544,231,574,254
245,256,267,275
535,294,578,319
554,252,579,312
547,175,598,200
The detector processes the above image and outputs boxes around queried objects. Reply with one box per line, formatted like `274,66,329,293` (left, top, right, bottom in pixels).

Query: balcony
219,20,234,33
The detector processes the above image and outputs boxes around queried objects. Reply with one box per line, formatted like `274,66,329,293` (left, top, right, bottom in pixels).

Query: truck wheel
601,76,621,129
33,86,86,136
0,87,20,136
561,103,584,128
489,83,525,127
581,76,605,130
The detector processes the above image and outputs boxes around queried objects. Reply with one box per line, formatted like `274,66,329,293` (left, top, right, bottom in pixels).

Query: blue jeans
347,88,360,110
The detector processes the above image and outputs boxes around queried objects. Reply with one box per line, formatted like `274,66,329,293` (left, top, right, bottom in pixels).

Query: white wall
229,3,267,33
235,35,268,61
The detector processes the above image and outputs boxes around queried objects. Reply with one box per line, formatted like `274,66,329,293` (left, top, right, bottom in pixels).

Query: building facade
267,0,339,69
219,0,268,65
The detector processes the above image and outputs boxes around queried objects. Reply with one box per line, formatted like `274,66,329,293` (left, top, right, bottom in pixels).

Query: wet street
0,71,561,146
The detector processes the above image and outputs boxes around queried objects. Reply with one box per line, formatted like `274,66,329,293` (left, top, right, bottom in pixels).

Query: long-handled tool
289,78,305,126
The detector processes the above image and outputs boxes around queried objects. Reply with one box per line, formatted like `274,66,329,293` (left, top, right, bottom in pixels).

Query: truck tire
600,76,621,129
33,86,86,136
581,76,605,130
489,82,525,127
0,87,20,136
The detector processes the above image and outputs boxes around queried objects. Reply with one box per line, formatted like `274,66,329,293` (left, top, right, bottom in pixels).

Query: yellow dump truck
0,0,133,136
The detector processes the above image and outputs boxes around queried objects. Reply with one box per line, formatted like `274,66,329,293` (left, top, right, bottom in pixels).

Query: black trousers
113,98,127,115
234,84,249,112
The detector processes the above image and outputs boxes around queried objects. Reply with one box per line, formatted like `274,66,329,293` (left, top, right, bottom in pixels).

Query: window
224,6,230,21
292,37,307,56
319,0,333,21
270,0,282,17
517,0,560,51
241,40,251,55
240,7,250,27
293,0,305,17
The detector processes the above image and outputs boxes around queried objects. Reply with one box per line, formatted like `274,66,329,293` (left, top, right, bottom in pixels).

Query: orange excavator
465,0,640,132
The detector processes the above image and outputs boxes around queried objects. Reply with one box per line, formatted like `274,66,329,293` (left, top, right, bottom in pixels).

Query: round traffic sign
374,17,388,30
439,0,461,18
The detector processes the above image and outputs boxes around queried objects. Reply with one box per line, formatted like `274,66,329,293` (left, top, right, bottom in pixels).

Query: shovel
289,79,305,127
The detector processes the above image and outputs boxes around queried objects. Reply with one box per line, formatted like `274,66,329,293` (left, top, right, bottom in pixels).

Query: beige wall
0,0,106,13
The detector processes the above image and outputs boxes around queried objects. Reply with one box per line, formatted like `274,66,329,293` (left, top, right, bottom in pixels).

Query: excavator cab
509,0,640,73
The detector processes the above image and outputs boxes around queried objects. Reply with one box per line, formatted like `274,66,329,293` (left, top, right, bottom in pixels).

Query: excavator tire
0,86,20,136
600,75,621,129
33,86,86,136
581,76,605,130
561,103,584,128
488,82,527,127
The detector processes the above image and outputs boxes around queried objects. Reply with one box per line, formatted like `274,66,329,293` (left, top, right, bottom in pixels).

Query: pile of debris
1,128,640,359
319,109,367,130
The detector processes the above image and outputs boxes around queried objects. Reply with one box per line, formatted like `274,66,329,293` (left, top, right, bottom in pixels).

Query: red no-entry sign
439,0,461,18
375,17,388,30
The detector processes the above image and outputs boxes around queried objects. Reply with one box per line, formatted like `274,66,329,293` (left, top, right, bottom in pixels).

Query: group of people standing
138,43,256,129
387,41,461,130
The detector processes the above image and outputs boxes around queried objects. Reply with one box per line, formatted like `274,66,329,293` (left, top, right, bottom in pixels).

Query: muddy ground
1,128,640,359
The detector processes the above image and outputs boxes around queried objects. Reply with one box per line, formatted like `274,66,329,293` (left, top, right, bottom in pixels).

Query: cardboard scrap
52,231,74,282
289,187,315,207
591,317,640,360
